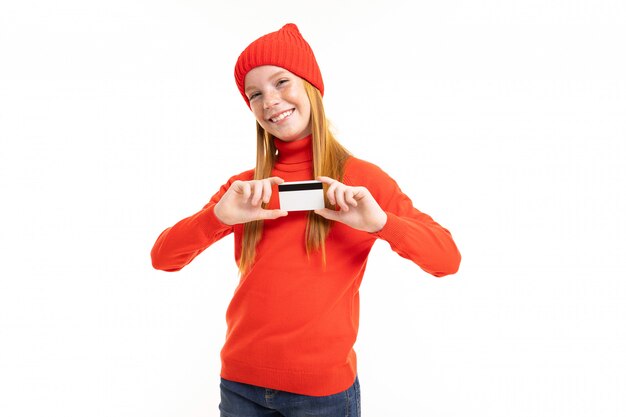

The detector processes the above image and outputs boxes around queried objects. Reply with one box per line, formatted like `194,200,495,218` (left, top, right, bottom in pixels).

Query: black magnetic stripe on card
278,182,324,192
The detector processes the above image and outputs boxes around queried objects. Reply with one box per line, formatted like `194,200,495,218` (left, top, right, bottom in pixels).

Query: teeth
271,109,293,122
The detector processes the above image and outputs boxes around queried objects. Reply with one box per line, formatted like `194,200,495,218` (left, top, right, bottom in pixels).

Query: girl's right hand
213,177,289,225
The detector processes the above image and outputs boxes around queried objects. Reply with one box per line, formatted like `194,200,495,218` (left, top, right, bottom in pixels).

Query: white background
1,1,624,416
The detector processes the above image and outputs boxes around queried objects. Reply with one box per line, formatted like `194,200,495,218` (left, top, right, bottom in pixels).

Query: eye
277,79,289,87
249,92,260,101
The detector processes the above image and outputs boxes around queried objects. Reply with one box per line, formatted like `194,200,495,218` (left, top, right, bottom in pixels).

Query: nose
262,89,280,110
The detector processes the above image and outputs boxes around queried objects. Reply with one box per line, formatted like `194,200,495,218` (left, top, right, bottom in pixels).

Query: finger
262,179,272,204
269,176,285,185
250,181,263,206
316,175,334,184
345,188,358,207
335,186,349,211
352,186,368,201
232,180,243,192
326,181,339,205
240,182,251,202
317,175,339,204
314,208,341,221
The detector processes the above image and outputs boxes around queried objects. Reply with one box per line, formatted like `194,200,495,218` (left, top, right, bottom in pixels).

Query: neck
272,134,313,174
273,135,313,164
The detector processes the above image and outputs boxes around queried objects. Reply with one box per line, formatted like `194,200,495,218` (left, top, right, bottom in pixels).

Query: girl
151,23,461,417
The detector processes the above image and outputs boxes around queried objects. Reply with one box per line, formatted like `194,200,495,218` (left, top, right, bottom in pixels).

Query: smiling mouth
269,109,294,123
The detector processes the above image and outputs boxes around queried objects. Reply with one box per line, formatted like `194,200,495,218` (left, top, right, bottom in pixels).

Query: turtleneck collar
273,135,313,170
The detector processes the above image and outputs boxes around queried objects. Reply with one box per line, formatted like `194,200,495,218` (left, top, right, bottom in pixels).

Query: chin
275,132,308,142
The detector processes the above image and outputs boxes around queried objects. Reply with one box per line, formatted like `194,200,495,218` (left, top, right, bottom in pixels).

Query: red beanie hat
234,23,324,108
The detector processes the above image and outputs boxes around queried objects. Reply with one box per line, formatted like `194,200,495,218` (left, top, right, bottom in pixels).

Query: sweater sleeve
150,171,250,272
346,158,461,277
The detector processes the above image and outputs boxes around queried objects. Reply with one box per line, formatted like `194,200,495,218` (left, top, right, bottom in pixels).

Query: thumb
259,209,289,220
314,208,340,221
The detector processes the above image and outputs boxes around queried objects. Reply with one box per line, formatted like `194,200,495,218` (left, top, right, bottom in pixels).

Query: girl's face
244,65,312,142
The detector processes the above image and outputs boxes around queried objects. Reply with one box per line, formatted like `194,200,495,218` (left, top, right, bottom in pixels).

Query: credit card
278,180,325,211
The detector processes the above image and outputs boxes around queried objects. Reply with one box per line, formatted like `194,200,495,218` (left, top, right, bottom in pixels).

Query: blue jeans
219,374,361,417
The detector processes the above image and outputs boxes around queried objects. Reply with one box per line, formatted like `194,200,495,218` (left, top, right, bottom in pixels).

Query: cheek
284,85,306,104
299,96,311,120
287,89,310,117
250,106,266,124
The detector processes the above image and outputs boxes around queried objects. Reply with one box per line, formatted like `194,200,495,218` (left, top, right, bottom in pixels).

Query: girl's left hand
314,176,387,233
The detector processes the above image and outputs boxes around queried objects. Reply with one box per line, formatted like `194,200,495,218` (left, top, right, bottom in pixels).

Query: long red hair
237,80,351,276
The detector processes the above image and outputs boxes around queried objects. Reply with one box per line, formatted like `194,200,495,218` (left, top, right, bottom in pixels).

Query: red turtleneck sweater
151,135,461,396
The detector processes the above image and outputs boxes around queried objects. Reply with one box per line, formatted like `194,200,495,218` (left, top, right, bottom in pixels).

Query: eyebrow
245,70,290,94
